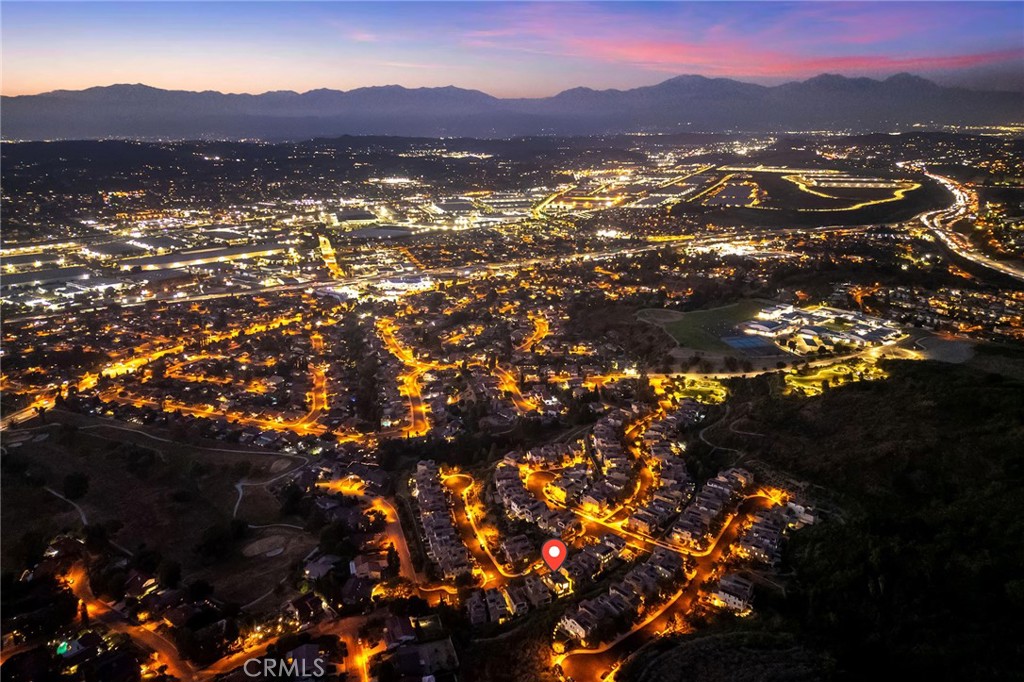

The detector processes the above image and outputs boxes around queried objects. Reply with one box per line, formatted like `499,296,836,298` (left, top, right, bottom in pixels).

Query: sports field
638,299,766,352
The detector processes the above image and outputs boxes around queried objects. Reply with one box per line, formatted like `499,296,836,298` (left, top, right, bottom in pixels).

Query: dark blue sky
3,1,1022,96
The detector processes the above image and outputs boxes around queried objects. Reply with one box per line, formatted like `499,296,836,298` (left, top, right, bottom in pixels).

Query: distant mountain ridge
3,73,1021,140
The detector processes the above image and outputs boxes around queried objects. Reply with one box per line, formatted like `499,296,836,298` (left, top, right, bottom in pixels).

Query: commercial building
119,244,287,271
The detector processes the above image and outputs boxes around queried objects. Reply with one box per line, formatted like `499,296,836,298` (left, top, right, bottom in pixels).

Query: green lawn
658,299,766,352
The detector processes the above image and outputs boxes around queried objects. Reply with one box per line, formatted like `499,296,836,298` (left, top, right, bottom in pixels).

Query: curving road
558,496,772,682
65,565,197,682
444,473,535,582
918,170,1024,283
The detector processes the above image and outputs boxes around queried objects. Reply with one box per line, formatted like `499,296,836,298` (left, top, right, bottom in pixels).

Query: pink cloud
456,3,1023,83
349,30,378,43
566,37,1024,78
762,3,941,46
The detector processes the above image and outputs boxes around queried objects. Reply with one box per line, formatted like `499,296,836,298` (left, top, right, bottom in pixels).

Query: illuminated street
3,27,1022,680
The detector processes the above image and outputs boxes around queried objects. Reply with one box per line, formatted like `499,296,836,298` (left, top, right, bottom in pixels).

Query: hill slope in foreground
624,349,1024,681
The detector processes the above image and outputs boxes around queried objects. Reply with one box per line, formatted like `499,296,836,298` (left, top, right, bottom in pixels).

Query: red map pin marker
541,539,567,571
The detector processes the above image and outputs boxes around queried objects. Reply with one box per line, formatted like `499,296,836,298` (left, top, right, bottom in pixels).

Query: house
56,631,104,664
558,607,601,643
505,585,531,616
599,592,632,619
344,462,391,494
540,569,573,593
626,510,661,535
340,577,375,607
712,574,754,612
623,565,660,601
284,643,325,682
123,570,159,600
591,542,618,568
484,588,510,624
304,554,341,580
500,535,533,565
465,590,488,626
384,616,417,649
524,575,553,607
79,649,141,682
138,588,186,622
349,552,388,580
163,603,201,629
601,534,627,556
286,593,325,625
561,551,601,585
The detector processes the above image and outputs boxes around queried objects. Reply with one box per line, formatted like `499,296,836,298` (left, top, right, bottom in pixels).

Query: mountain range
2,74,1021,140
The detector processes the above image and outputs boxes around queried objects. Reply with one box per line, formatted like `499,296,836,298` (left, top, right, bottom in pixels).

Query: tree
659,354,674,374
194,522,245,562
361,510,387,534
635,371,657,404
389,595,429,617
83,524,110,553
187,580,214,600
386,544,400,577
377,661,401,682
279,482,305,517
158,559,182,588
14,530,47,567
63,472,90,500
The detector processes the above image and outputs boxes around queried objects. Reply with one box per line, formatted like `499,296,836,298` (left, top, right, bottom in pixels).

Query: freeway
2,224,886,435
582,337,920,388
0,404,41,430
5,222,878,327
919,171,1024,283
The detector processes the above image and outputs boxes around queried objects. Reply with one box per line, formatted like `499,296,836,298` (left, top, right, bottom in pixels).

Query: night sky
3,1,1022,96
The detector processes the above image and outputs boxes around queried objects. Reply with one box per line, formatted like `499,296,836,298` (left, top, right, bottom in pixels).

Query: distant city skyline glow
2,1,1023,97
